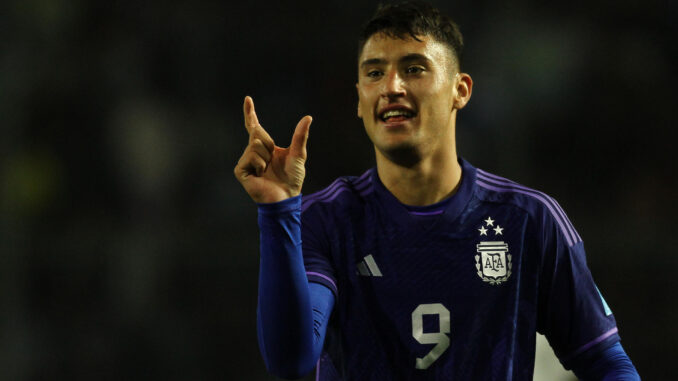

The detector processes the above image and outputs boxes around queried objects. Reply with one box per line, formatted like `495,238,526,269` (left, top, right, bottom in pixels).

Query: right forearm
256,196,316,378
234,95,318,377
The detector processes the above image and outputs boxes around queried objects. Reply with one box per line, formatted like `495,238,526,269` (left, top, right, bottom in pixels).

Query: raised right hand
234,96,312,204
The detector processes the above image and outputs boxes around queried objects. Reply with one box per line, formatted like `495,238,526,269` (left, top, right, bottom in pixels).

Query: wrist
257,195,302,215
250,186,300,204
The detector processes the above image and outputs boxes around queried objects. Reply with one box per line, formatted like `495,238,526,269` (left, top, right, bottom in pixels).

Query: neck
375,140,462,206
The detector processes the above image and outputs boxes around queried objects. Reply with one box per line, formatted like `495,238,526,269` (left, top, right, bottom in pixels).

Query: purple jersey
301,158,619,380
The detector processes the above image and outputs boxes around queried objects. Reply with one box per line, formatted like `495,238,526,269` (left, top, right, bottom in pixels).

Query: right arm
234,97,334,378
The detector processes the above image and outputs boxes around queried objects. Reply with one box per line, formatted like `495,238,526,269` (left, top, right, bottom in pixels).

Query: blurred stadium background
0,0,675,379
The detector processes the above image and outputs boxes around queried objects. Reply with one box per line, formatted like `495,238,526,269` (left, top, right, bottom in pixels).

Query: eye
367,70,383,78
406,66,425,74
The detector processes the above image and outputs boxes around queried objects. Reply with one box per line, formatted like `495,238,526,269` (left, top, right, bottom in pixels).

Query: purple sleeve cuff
561,327,621,370
569,341,640,380
564,327,619,360
307,271,338,297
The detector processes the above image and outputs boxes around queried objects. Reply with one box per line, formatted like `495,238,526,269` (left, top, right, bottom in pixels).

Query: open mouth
379,108,416,123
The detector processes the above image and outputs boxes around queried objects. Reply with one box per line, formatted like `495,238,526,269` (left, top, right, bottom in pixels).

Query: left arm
532,201,639,379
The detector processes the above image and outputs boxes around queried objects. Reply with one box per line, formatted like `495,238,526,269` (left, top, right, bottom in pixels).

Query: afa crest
475,217,512,285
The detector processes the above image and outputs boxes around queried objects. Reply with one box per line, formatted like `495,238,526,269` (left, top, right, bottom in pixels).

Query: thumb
289,115,312,160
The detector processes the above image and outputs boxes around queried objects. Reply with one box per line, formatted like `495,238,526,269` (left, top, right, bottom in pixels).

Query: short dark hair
358,1,464,69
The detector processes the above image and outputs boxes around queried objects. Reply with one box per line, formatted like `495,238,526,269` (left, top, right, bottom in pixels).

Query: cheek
426,75,455,100
423,87,454,117
358,91,375,117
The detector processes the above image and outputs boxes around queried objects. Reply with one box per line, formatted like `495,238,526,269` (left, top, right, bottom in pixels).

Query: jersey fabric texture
301,157,620,380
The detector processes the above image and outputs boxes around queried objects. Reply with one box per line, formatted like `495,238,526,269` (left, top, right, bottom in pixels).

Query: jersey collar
370,157,477,229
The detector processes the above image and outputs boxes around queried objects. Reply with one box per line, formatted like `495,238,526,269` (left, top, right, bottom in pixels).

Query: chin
379,142,423,168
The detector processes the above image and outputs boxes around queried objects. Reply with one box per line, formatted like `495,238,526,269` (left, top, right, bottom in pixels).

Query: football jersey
301,158,619,380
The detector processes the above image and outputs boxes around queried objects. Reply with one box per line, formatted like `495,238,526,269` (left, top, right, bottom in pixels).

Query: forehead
358,33,454,68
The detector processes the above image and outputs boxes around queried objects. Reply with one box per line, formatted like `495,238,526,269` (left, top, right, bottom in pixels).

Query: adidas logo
356,254,383,277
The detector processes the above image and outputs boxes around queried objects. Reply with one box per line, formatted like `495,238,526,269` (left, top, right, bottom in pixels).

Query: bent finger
249,124,275,152
237,150,268,178
250,138,273,163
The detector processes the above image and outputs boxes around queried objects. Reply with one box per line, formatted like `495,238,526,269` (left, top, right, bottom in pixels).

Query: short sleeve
301,200,338,297
537,213,620,369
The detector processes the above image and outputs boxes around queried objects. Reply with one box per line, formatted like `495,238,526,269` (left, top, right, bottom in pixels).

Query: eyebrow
359,53,431,69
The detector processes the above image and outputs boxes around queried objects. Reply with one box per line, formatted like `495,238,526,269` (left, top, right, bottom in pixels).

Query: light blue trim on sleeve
596,285,613,316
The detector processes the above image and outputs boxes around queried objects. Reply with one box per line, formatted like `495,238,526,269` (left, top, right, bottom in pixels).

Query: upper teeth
382,110,413,119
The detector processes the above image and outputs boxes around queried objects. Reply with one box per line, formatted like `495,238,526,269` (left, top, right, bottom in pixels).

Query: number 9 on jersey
411,303,451,369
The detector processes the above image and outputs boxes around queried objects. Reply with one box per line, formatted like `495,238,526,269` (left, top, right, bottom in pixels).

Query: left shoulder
473,167,582,247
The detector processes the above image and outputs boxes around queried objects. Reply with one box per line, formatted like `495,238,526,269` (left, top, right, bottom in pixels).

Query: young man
234,2,640,380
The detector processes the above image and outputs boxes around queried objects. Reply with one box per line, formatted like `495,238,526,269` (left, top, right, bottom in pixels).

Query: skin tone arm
234,96,312,203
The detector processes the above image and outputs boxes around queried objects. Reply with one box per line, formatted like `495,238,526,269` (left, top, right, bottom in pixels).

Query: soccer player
234,1,640,380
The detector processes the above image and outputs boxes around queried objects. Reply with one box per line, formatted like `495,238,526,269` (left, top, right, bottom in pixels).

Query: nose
381,69,406,99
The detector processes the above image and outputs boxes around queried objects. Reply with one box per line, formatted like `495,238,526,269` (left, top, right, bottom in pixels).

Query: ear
356,83,363,118
453,73,473,110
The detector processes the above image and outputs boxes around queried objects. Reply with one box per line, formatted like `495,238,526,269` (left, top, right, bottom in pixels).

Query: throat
376,155,463,206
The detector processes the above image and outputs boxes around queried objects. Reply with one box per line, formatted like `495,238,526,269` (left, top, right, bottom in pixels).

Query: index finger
243,96,261,134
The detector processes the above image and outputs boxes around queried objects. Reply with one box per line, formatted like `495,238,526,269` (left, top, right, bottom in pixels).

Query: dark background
1,0,675,380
